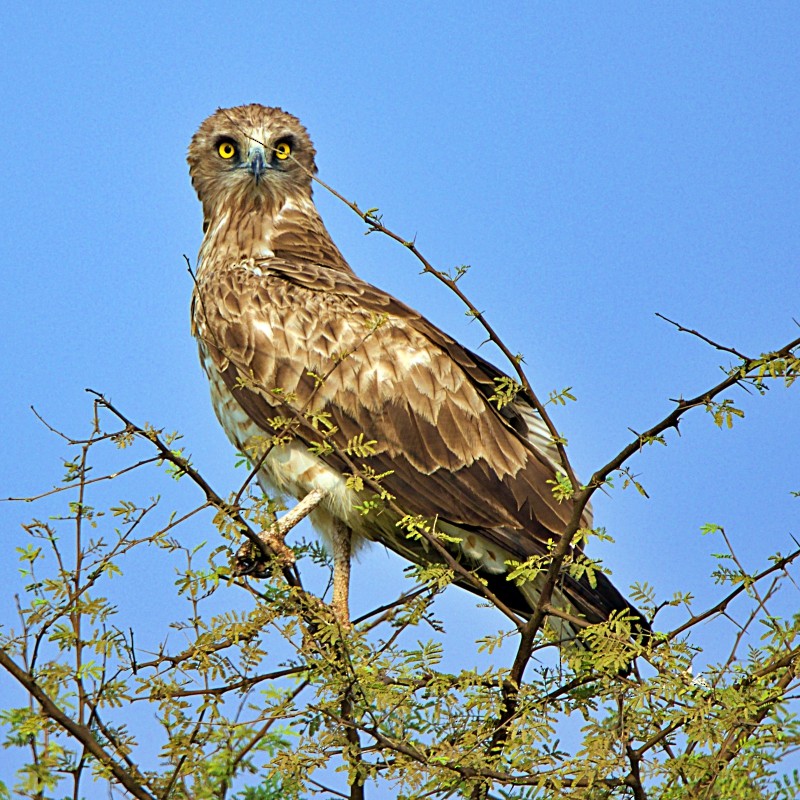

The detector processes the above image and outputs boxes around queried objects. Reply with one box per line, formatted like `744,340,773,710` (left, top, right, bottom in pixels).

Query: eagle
188,104,645,644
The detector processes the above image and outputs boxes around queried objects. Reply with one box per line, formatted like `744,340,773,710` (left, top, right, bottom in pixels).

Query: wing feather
194,257,585,565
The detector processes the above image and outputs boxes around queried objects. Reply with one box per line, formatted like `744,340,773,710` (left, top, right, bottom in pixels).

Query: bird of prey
188,104,645,643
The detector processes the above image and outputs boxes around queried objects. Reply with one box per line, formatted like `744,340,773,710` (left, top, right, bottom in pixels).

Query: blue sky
1,1,799,789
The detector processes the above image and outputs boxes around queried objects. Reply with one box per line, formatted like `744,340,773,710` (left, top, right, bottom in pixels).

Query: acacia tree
2,193,799,800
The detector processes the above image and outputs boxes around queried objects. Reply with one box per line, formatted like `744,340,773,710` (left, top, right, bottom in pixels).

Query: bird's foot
234,531,296,578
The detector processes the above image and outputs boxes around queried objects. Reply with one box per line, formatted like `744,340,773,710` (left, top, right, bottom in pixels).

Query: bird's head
188,104,318,225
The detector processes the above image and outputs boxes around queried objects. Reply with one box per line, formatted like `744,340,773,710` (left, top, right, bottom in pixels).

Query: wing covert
193,258,587,564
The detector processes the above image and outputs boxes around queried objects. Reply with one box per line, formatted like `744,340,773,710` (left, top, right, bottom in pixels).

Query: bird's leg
234,489,327,577
331,520,352,627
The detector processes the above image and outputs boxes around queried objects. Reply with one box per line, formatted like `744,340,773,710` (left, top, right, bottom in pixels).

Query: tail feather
467,563,650,647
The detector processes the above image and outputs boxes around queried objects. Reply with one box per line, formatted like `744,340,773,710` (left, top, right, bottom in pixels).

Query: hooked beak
246,146,268,183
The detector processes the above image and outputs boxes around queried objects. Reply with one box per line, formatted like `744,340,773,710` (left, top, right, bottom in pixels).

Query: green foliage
489,377,524,410
546,386,577,407
704,398,745,429
735,351,800,389
546,471,575,503
2,331,800,798
343,433,378,458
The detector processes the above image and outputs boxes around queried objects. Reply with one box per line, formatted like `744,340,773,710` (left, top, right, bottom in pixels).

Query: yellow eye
218,141,236,159
274,142,291,160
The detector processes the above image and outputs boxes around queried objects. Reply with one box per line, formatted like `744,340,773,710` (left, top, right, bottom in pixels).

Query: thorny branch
667,546,800,641
315,705,640,791
509,330,800,648
307,171,582,496
0,649,157,800
86,389,304,591
293,163,800,797
3,138,799,797
655,312,751,361
5,351,799,798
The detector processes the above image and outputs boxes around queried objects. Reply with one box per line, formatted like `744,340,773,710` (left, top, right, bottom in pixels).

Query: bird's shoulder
193,254,552,445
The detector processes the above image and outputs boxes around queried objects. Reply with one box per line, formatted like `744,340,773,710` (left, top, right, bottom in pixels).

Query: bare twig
165,665,308,699
656,313,751,361
2,457,161,503
666,547,800,641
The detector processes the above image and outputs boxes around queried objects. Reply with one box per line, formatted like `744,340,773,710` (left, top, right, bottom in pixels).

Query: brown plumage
188,104,645,641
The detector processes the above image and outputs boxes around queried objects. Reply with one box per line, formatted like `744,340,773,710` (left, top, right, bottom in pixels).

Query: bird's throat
198,193,351,274
198,202,281,266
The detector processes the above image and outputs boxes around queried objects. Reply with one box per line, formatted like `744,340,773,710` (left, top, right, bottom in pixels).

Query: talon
234,532,296,579
233,540,268,577
235,556,256,575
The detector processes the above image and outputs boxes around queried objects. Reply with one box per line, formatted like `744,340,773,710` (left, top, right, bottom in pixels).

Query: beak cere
247,147,267,183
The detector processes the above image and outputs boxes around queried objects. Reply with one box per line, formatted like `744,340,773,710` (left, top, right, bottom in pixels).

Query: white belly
201,347,361,548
